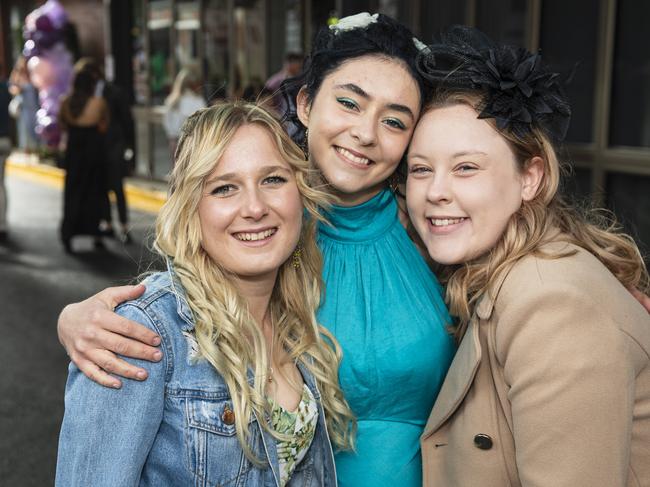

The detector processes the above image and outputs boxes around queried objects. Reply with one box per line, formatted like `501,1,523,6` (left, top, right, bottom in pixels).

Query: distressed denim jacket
56,268,338,487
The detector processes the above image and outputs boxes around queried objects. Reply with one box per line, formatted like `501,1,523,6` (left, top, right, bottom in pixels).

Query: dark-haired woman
59,69,109,253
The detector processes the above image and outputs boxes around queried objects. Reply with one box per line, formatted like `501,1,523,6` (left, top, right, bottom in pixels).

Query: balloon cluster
23,0,73,148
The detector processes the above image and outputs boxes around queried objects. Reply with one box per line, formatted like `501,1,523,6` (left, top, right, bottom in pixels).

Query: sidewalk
5,151,167,214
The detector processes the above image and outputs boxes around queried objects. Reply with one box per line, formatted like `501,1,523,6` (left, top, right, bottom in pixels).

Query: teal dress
316,189,456,487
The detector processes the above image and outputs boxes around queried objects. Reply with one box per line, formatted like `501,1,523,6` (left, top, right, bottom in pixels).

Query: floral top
269,384,319,487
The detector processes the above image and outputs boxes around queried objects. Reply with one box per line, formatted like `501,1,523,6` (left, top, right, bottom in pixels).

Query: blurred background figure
8,57,39,153
0,67,10,241
75,58,134,244
58,69,109,253
264,52,303,113
162,66,205,161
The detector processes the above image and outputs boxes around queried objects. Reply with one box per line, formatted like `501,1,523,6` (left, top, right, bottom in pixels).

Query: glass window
148,0,173,105
606,172,650,257
475,0,526,46
561,166,592,204
539,0,598,144
203,0,229,101
609,0,650,148
175,1,201,68
418,0,466,44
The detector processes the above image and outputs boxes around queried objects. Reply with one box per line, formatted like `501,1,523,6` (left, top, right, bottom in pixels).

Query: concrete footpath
6,151,168,214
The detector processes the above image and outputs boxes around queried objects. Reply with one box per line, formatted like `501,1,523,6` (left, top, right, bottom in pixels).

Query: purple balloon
35,14,54,32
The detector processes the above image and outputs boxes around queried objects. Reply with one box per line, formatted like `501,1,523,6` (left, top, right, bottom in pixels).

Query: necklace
267,316,274,384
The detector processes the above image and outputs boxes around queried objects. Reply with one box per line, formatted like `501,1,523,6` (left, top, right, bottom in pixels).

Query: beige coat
422,238,650,487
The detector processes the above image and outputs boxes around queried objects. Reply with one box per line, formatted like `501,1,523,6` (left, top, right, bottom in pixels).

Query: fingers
95,284,146,309
74,356,123,389
91,349,153,382
97,325,162,363
92,307,161,348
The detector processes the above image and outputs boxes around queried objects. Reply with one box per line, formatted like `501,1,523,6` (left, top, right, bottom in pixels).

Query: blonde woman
56,102,354,487
406,26,650,486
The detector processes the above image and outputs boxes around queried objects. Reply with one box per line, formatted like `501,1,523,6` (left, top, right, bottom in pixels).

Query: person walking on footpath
76,58,135,243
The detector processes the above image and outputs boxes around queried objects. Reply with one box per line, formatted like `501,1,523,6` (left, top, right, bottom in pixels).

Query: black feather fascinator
418,25,572,142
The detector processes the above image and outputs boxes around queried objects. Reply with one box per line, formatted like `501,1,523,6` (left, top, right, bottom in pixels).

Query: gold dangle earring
301,128,309,158
292,241,303,269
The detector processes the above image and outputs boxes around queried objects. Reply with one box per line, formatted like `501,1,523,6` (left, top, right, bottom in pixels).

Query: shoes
62,238,73,254
94,238,106,250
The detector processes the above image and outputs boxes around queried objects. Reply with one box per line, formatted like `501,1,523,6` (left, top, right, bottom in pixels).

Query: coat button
222,406,235,425
473,434,493,450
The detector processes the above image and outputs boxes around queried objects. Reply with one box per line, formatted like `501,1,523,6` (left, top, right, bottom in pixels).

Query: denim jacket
56,268,338,487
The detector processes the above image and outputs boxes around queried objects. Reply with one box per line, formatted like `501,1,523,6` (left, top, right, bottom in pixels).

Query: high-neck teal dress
316,189,455,487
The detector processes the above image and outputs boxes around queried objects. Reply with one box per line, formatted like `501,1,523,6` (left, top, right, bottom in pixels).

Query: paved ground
0,170,159,486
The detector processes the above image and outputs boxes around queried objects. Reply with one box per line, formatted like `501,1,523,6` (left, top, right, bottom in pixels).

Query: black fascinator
418,25,572,142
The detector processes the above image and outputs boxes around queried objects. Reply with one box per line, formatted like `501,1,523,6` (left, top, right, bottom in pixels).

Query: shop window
475,0,526,46
609,0,650,148
562,166,592,204
419,0,466,44
606,172,650,256
539,0,597,144
147,0,173,105
204,0,230,102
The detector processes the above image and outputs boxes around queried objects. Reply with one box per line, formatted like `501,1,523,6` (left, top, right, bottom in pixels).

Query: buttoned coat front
421,238,650,487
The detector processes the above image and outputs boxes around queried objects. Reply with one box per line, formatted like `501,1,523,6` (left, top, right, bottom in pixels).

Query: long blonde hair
154,101,355,459
428,92,650,342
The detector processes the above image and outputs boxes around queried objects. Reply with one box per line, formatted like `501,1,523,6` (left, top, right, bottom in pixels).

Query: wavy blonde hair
153,101,355,460
426,91,650,342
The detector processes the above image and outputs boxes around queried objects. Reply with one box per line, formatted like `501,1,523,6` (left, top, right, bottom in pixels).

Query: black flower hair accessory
418,25,572,142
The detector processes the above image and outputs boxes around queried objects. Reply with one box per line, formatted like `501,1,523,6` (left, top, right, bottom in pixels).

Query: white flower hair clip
329,12,379,33
413,37,430,53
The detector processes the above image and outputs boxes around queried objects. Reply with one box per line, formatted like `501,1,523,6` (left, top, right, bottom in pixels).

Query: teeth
234,228,277,241
336,147,370,165
429,218,465,227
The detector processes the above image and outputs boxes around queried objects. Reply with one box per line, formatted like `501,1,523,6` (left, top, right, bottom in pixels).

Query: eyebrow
407,150,488,161
206,165,291,184
451,150,488,158
334,83,416,120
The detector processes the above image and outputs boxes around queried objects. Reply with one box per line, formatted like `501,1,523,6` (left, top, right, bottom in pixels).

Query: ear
296,86,310,127
521,156,544,201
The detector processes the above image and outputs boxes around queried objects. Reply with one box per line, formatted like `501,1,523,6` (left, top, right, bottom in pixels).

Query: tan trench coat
421,239,650,487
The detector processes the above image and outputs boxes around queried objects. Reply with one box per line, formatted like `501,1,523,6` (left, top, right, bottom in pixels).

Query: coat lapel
422,316,482,438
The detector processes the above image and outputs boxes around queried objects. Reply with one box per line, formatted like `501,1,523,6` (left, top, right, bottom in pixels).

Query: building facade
2,0,649,252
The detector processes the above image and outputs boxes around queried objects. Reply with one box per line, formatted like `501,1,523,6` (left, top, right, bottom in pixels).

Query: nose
350,113,378,146
426,173,452,205
241,187,269,220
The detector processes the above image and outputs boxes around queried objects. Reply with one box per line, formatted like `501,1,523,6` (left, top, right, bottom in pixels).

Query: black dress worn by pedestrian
59,95,109,253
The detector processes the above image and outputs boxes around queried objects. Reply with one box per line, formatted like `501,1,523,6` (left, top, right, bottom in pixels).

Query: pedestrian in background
162,67,205,162
0,67,11,241
75,58,134,244
58,69,109,253
264,52,303,113
8,56,39,153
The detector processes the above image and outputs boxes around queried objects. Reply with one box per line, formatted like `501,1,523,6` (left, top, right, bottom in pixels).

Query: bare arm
57,284,162,389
